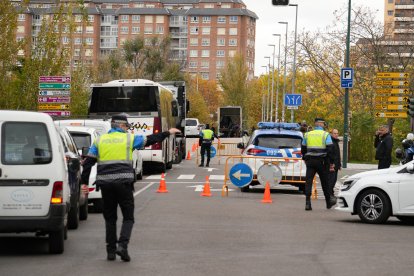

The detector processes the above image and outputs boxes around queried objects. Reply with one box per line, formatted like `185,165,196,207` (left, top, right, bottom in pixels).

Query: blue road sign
341,68,354,88
203,146,216,158
229,163,253,188
284,94,302,106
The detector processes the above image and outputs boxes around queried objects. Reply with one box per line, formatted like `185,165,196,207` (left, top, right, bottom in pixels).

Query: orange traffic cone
156,173,168,193
191,143,196,152
261,181,272,203
186,150,191,160
201,176,212,197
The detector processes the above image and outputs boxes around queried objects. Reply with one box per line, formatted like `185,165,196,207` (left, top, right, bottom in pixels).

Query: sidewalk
343,163,378,170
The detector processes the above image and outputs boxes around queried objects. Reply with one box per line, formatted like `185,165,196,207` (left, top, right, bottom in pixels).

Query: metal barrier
222,155,318,198
195,141,243,165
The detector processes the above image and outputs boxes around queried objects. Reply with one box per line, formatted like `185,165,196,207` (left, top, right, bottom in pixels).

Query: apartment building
11,0,258,80
384,0,414,40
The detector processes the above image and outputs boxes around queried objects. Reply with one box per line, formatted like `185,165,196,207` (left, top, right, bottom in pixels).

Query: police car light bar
257,122,300,130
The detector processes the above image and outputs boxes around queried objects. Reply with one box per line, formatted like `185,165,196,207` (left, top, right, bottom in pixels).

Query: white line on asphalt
209,175,225,180
177,174,196,179
138,181,224,184
134,182,156,197
145,175,162,179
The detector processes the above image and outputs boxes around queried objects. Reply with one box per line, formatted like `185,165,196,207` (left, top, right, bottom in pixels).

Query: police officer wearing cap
199,124,218,167
301,118,336,211
81,114,180,262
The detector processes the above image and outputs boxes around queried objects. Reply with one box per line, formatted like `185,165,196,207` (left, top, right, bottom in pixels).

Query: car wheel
79,197,88,221
68,199,79,229
240,185,250,192
396,216,414,225
49,228,64,254
356,189,391,224
94,199,103,213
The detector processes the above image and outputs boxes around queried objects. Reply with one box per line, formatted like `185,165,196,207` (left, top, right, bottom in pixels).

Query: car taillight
89,187,95,192
246,148,266,155
51,181,63,204
152,117,162,150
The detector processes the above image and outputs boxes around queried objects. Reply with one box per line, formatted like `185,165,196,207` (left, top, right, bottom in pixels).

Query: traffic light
272,0,289,5
408,97,414,118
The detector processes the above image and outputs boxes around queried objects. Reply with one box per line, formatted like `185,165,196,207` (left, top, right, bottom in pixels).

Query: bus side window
171,100,178,117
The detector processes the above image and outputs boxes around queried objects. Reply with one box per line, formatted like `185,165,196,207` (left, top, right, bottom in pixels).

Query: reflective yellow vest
304,129,329,157
96,132,134,163
201,129,213,140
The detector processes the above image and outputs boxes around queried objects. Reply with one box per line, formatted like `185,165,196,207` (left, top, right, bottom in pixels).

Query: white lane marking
209,175,225,180
186,185,234,192
134,182,156,197
145,174,162,179
177,174,196,179
205,168,218,172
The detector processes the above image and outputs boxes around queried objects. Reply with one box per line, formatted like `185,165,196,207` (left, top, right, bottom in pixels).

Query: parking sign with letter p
341,68,354,88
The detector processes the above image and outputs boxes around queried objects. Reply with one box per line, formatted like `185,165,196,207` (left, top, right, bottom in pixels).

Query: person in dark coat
374,125,393,169
327,129,341,196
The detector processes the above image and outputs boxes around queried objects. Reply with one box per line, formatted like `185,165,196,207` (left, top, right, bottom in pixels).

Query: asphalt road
1,141,413,276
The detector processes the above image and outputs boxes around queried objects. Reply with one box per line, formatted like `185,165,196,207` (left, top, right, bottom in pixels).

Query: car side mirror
407,163,414,174
68,158,81,172
237,142,245,149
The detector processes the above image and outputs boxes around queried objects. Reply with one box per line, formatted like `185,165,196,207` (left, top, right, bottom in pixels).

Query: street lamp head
264,56,270,59
273,34,281,37
268,44,275,47
289,4,298,6
279,22,288,25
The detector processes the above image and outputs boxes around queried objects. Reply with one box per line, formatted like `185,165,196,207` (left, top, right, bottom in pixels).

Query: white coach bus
88,79,179,172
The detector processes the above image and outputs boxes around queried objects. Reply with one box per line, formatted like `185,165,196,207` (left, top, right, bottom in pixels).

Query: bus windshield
89,86,158,113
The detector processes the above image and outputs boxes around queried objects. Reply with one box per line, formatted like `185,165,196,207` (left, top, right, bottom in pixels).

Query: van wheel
49,228,64,254
79,198,88,221
68,200,79,229
94,199,103,213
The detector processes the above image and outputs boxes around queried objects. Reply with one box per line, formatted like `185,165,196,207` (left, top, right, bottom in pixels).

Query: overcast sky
242,0,385,76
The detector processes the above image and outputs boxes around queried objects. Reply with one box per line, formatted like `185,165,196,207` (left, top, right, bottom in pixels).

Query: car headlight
341,178,360,191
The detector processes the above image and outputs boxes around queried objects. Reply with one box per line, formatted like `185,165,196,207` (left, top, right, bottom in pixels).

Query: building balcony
394,17,414,21
394,4,414,9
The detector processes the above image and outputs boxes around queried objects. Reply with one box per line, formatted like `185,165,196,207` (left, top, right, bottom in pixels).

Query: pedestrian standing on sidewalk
374,125,393,169
328,129,341,196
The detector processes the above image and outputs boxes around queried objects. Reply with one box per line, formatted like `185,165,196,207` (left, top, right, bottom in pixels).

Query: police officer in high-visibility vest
199,124,218,167
301,118,336,211
81,114,180,262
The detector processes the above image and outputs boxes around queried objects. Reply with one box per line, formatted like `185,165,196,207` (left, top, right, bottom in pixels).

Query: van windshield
1,122,52,165
254,135,302,149
186,120,198,126
89,86,158,113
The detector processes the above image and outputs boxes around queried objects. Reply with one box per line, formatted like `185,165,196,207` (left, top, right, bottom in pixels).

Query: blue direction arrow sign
203,146,216,158
284,94,302,106
229,163,253,188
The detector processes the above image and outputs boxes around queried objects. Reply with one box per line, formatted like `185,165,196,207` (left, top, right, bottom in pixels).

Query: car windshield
254,135,302,149
186,120,198,126
70,132,92,149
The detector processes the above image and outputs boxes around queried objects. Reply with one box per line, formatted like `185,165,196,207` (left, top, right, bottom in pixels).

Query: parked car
237,122,305,192
0,111,71,254
336,160,414,224
55,119,111,136
185,118,200,137
56,127,88,228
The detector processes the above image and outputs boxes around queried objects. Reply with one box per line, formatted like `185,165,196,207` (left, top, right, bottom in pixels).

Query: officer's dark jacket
374,133,393,161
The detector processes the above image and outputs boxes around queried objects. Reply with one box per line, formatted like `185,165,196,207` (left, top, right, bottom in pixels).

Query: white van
0,111,72,254
185,118,200,137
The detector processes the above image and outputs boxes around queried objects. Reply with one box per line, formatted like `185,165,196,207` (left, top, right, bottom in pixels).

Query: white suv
185,118,200,137
0,111,71,254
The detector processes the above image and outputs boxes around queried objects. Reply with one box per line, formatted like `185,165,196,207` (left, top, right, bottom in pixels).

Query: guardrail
195,141,243,165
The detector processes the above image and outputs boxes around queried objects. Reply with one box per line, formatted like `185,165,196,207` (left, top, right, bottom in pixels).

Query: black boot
327,195,337,209
206,163,209,167
199,163,204,167
305,199,312,211
116,245,131,262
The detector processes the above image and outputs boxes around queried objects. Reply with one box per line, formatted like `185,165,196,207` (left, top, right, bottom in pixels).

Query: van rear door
0,121,58,217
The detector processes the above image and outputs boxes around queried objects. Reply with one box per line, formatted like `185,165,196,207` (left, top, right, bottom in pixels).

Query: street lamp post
273,34,281,122
289,3,298,123
279,21,288,122
261,65,268,121
264,56,271,121
343,0,351,168
268,44,276,122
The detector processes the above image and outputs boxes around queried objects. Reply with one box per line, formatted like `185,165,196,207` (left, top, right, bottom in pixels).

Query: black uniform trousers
100,182,135,253
378,158,391,169
200,142,212,165
304,157,331,205
327,168,339,195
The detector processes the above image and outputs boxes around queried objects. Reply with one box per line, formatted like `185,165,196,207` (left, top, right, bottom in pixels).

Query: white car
185,118,200,137
336,160,414,224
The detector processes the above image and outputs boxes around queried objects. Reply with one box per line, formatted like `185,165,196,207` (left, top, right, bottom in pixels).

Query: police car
237,122,306,192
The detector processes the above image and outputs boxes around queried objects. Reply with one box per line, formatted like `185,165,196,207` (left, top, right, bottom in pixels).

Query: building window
190,50,198,57
75,37,81,45
201,61,209,68
85,38,93,45
75,15,82,22
217,50,225,57
62,37,70,44
144,25,153,34
388,0,393,3
217,38,225,46
18,14,25,21
121,26,129,34
132,15,140,22
16,36,24,42
74,49,80,57
190,27,199,34
190,38,198,46
146,4,155,8
205,4,214,8
156,25,164,34
85,49,93,57
88,15,94,22
229,50,236,57
191,16,199,23
18,26,25,33
230,16,238,23
202,27,211,35
132,26,140,34
86,26,94,34
229,38,237,46
217,16,226,24
217,28,226,35
156,16,164,23
145,16,153,23
121,15,129,22
216,60,225,69
189,61,197,68
201,38,210,46
202,16,211,23
229,28,238,35
201,50,210,57
222,4,231,8
201,72,209,80
76,26,82,33
387,10,393,16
